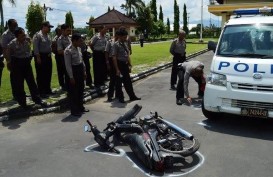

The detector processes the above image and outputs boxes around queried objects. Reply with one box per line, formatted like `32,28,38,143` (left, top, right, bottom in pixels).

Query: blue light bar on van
234,7,273,15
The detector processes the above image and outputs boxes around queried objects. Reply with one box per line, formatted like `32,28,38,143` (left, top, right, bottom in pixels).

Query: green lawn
0,40,207,103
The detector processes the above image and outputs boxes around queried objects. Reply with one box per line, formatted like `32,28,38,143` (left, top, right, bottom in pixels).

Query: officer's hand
84,72,87,80
186,97,192,105
36,56,42,65
116,70,121,77
70,78,75,86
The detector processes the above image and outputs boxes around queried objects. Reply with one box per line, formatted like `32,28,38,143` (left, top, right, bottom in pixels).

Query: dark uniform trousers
82,51,93,86
176,68,205,100
107,57,117,99
11,57,41,105
115,60,136,100
93,50,107,86
35,53,52,94
68,64,85,114
55,54,69,90
171,53,186,86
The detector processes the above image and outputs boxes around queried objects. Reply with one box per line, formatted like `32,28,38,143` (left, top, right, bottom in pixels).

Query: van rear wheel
202,99,221,120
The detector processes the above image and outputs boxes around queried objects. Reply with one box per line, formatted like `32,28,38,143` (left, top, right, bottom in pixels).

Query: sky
2,0,221,30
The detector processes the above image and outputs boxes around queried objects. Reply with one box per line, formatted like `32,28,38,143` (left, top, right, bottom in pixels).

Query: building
208,0,273,27
87,9,138,37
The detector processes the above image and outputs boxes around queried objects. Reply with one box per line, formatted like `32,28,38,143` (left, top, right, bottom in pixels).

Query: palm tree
121,0,145,18
0,0,16,34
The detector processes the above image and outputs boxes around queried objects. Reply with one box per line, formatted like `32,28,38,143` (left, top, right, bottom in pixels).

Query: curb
0,49,208,121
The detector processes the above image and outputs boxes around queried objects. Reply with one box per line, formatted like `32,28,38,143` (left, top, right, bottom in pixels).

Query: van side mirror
208,41,217,53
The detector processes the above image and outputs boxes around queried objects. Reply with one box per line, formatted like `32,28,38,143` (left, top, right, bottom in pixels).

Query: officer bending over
64,33,89,116
176,61,206,105
6,27,46,108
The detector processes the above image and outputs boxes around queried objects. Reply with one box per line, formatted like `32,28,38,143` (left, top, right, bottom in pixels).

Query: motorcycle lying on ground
85,104,200,172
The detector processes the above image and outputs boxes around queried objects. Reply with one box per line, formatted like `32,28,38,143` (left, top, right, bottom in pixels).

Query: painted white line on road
84,143,205,177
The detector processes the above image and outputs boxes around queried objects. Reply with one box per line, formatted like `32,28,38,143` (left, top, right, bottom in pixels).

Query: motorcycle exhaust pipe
160,119,194,140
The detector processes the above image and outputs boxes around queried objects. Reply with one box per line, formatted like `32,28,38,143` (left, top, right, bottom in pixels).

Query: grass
0,40,207,103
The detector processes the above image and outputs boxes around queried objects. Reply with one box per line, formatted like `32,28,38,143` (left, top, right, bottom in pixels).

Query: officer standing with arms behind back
6,27,46,108
33,21,54,97
89,26,108,87
57,24,72,91
112,29,141,103
170,29,187,90
1,19,17,99
64,33,89,116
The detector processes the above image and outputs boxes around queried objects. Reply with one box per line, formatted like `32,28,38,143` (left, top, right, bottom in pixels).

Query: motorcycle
84,104,200,172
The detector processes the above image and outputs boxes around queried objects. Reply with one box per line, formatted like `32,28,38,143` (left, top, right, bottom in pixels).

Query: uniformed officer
51,26,64,89
80,35,93,89
139,33,144,47
119,26,132,55
89,26,108,87
112,29,141,103
105,31,119,102
33,21,54,97
57,24,72,91
0,44,4,87
1,19,17,98
176,60,206,105
6,27,46,108
64,33,89,116
170,29,187,90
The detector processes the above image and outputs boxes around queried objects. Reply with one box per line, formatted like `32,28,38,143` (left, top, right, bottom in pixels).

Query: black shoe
36,101,48,108
19,103,29,109
176,99,183,105
40,94,49,99
71,112,82,117
130,96,141,101
88,84,95,89
170,85,176,90
107,97,113,102
119,98,125,103
81,108,90,113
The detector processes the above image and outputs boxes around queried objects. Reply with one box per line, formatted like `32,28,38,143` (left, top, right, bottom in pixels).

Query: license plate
241,108,268,118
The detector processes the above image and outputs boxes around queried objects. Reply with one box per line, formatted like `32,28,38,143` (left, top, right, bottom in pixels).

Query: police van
202,7,273,119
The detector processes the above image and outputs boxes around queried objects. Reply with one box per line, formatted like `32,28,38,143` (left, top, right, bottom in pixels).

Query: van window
217,24,273,58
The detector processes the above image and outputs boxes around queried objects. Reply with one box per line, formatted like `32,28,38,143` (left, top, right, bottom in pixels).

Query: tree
26,1,44,37
150,0,157,22
157,20,166,38
173,0,180,35
65,11,74,29
0,0,16,34
136,5,153,38
183,4,189,34
121,0,145,18
166,17,170,35
159,5,163,22
108,6,111,12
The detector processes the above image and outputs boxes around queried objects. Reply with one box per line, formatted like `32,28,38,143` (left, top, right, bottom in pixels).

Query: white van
202,8,273,119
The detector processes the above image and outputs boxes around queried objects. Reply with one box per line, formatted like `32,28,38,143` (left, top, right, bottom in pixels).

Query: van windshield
217,24,273,58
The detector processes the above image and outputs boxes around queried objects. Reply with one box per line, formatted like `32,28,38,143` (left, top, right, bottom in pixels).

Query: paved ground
1,51,273,177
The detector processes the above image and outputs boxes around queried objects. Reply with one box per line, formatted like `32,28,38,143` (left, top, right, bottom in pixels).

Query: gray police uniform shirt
182,61,204,98
91,34,107,52
64,44,86,79
112,41,129,62
8,38,31,59
170,38,186,55
57,35,71,53
105,39,115,57
33,30,52,55
1,29,15,62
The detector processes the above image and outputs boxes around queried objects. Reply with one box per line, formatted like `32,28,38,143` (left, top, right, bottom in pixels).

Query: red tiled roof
87,9,137,27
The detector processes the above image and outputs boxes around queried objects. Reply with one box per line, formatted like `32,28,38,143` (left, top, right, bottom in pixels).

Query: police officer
51,26,64,89
6,27,46,108
176,60,206,105
80,35,93,89
112,29,141,103
64,33,88,116
57,24,72,91
33,21,54,97
139,33,144,47
0,44,4,87
1,19,17,98
89,26,108,87
170,29,187,90
105,31,119,102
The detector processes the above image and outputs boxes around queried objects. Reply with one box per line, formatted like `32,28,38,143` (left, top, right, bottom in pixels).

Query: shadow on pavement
201,115,273,141
1,115,29,130
61,114,82,122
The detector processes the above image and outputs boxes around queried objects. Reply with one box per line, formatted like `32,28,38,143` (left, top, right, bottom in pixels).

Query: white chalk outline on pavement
84,143,205,177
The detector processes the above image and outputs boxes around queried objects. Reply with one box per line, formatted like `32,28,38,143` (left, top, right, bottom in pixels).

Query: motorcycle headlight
207,72,227,86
